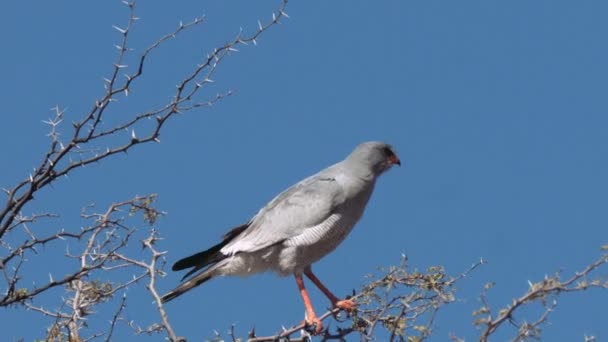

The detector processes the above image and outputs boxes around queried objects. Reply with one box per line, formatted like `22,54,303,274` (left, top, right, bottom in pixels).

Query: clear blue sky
1,1,607,341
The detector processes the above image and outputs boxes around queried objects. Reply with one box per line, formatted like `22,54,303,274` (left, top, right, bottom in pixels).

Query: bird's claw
303,317,323,335
330,299,357,321
334,299,357,312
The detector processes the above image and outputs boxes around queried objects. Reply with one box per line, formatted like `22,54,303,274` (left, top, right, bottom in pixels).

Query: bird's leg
294,274,323,335
304,267,356,311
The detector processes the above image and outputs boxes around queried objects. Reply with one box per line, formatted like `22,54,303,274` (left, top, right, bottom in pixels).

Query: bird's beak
388,155,401,167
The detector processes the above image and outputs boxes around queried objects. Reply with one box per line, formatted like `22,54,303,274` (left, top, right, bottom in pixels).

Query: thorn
258,20,263,31
281,11,290,18
112,25,127,34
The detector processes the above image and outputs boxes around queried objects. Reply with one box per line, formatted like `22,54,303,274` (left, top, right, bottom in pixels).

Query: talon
335,299,357,311
304,316,323,335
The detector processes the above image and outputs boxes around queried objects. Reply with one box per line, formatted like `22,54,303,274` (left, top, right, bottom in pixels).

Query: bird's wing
221,169,346,255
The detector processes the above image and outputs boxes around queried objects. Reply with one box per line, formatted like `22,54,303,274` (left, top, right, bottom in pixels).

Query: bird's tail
160,261,224,303
161,223,249,303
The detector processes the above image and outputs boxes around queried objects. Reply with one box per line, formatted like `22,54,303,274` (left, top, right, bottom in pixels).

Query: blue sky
1,0,607,341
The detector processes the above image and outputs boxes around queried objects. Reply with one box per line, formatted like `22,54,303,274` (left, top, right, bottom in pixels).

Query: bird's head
345,141,400,179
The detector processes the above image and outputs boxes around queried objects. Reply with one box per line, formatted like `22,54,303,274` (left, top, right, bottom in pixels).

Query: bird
161,141,400,334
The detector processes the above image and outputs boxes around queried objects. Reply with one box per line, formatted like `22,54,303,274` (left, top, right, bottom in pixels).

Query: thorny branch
0,0,289,240
12,195,169,341
233,257,485,342
0,0,289,340
474,253,608,342
214,251,608,342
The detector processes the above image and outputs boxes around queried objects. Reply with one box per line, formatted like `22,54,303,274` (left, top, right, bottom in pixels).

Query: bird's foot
303,316,324,335
334,299,357,311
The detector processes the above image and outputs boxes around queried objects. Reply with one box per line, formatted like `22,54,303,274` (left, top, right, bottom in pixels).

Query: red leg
304,267,356,311
294,273,323,334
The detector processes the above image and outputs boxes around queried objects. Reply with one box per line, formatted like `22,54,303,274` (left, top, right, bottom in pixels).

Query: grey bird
161,141,400,333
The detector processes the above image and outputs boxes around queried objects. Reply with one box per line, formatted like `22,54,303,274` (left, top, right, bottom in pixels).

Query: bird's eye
382,146,394,157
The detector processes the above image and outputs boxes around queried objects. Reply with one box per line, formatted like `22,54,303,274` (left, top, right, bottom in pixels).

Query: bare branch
0,0,289,241
477,253,608,341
